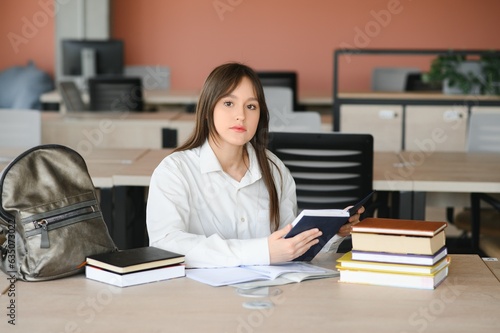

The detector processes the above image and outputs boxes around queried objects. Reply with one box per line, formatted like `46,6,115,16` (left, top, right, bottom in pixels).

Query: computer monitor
62,39,124,77
257,71,299,111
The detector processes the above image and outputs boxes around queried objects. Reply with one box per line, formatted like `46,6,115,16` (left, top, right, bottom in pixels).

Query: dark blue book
285,209,350,261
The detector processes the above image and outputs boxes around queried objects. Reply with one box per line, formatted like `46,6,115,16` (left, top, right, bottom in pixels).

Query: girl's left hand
337,205,365,237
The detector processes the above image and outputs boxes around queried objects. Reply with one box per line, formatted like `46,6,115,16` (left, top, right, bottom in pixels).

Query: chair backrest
372,67,420,92
264,86,294,117
258,71,299,111
59,81,87,112
88,77,144,112
268,132,374,210
404,73,442,92
269,111,322,133
467,107,500,152
0,109,41,148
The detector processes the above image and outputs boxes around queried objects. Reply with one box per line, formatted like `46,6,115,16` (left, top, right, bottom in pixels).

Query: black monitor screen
62,39,124,76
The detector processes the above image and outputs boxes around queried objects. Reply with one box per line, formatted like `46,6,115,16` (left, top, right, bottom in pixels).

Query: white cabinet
405,106,468,152
340,104,469,152
340,104,403,152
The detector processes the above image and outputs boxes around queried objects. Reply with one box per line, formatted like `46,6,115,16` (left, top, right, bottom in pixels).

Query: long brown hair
175,62,281,231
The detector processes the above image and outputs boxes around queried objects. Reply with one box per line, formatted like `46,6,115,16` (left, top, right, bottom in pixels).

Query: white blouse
146,140,343,268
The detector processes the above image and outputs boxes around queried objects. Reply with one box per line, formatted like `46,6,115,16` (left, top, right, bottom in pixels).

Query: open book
185,262,338,287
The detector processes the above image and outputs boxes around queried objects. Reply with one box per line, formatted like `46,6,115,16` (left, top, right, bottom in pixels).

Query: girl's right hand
267,224,322,263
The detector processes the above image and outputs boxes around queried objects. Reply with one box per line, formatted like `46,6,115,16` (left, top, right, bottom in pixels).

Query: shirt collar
200,140,222,174
199,140,262,184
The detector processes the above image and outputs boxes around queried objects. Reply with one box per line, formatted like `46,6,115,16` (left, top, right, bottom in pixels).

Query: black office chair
88,77,144,112
268,132,375,211
268,132,379,252
257,71,300,111
59,81,87,112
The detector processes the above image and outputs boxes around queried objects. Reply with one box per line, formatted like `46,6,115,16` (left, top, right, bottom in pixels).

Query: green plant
481,53,500,95
422,54,481,94
423,52,500,95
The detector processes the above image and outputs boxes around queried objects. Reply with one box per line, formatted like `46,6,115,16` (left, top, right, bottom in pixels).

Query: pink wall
112,0,500,95
0,0,55,77
1,0,500,95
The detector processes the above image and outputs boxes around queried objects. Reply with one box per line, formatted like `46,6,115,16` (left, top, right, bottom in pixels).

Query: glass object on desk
236,287,282,298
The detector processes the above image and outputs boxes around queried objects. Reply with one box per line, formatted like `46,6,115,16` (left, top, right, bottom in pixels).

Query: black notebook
86,246,185,274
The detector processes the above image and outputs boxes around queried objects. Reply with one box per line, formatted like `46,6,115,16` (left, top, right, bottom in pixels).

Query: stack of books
336,218,450,290
85,246,185,287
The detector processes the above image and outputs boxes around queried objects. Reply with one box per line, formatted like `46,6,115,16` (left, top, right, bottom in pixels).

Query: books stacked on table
85,246,185,287
336,218,450,290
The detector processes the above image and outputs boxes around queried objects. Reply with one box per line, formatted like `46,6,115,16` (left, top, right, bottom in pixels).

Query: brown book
86,247,185,274
352,218,447,237
351,218,448,255
351,230,446,255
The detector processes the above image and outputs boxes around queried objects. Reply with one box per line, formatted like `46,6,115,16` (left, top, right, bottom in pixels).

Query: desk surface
1,254,499,332
0,147,149,188
40,89,201,105
111,150,416,190
41,89,334,107
113,149,173,186
338,91,500,101
398,151,500,193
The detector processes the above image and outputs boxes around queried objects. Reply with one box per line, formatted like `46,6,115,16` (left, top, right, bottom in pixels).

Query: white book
186,262,337,287
86,264,185,287
338,266,449,290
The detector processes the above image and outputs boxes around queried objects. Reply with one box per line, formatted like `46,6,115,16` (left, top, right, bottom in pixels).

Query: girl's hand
268,224,322,263
337,205,365,237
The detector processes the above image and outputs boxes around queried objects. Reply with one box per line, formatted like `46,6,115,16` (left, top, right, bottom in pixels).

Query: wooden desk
338,91,500,101
0,147,147,188
396,151,500,252
41,111,335,150
41,111,192,150
399,152,500,193
41,89,333,109
484,258,500,281
40,89,200,106
111,150,411,190
1,254,499,332
113,149,172,187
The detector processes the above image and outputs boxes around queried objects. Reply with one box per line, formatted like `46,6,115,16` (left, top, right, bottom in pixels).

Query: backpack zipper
25,201,102,249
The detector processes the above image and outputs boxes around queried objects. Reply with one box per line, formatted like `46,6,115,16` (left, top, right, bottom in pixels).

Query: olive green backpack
0,144,116,281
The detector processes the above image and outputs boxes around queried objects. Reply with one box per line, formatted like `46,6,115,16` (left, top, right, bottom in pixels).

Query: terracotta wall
111,0,500,95
0,0,55,76
2,0,500,95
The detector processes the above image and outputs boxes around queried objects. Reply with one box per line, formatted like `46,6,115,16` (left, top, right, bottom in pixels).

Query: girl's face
212,76,260,148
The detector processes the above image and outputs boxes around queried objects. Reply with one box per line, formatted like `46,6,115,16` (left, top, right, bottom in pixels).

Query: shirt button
241,217,245,222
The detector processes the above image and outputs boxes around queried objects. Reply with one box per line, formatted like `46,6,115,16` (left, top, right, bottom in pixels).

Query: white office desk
41,89,333,108
41,111,195,150
112,149,172,187
1,254,499,332
40,89,200,105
